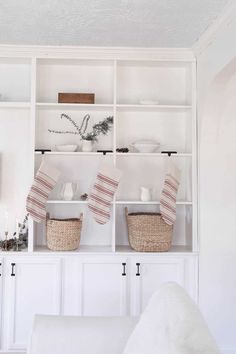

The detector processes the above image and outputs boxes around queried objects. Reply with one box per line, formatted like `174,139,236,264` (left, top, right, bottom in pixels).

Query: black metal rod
161,151,177,157
136,263,140,276
97,150,113,155
122,263,126,276
11,263,16,277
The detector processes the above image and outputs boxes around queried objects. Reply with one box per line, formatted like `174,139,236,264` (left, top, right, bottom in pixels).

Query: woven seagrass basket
46,213,83,251
125,207,173,252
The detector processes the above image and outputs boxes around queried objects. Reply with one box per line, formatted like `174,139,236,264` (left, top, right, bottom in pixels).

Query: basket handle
46,212,50,221
125,207,129,216
79,213,83,221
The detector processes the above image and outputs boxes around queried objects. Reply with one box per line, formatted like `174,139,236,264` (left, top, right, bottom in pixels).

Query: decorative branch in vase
48,113,113,152
0,214,29,251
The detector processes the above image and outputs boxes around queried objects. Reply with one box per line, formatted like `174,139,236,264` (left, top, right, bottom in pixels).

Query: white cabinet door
5,257,62,351
130,257,185,316
77,257,128,316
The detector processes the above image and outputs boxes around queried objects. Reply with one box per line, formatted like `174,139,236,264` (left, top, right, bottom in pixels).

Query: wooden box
58,93,95,104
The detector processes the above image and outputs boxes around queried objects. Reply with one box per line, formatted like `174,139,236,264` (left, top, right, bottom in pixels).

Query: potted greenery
48,113,113,152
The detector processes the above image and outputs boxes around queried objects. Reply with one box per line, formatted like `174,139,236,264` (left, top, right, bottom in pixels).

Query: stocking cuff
39,161,61,183
99,163,122,183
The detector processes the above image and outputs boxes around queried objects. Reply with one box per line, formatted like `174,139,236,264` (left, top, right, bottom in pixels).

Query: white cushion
28,315,138,354
123,282,220,354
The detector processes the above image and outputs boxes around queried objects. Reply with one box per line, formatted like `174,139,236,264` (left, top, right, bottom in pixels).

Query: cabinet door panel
78,258,128,316
6,257,61,351
131,257,185,315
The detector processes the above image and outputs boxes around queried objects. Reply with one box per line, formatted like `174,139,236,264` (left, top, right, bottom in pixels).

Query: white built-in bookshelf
0,49,197,255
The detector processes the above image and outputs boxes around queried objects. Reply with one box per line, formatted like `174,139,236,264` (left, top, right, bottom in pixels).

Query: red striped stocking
160,165,181,226
26,161,60,223
88,164,122,225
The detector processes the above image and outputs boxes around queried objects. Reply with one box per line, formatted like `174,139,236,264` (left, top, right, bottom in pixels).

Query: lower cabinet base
0,253,198,352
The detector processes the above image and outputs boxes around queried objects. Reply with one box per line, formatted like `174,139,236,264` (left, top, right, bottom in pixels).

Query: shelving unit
0,50,197,255
0,48,198,351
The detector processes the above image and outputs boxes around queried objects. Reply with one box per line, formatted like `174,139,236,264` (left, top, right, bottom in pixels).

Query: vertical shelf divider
112,60,117,253
28,57,37,253
191,60,198,253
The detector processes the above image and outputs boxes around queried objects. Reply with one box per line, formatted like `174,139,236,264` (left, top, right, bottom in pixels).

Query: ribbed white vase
82,140,93,152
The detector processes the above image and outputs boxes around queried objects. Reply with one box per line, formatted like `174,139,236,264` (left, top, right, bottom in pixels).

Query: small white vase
61,183,74,201
82,140,93,152
140,187,151,202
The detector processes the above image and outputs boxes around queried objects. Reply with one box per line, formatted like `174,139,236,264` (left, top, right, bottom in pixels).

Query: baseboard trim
220,348,236,354
0,350,235,354
0,352,25,354
0,348,235,354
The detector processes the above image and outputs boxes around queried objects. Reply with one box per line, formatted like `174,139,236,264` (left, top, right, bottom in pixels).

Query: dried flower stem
48,113,113,142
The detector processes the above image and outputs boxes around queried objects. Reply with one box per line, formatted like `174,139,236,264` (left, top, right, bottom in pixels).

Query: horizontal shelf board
117,59,194,66
47,200,192,205
116,104,192,111
0,246,197,255
35,151,113,156
115,245,194,254
0,101,30,108
116,200,192,205
36,102,114,110
37,58,114,66
116,152,192,157
33,245,113,254
0,249,28,254
36,103,191,111
47,200,88,204
19,245,196,255
34,151,191,157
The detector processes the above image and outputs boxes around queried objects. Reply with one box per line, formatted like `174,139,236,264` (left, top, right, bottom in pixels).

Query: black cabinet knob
122,263,126,276
11,263,16,277
136,263,140,276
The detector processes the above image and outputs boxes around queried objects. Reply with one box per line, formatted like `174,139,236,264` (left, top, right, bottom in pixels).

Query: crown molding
192,0,236,56
0,45,195,61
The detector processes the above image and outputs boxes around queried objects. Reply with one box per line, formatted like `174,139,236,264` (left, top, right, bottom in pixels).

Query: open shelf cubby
36,59,114,104
116,60,192,106
115,203,193,252
0,58,31,103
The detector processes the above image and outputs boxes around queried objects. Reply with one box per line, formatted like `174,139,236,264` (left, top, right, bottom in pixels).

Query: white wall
0,109,31,236
197,13,236,354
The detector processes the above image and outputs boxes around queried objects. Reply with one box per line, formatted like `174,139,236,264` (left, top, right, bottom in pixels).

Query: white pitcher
140,187,151,202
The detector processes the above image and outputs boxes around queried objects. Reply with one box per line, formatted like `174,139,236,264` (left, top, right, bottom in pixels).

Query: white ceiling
0,0,230,48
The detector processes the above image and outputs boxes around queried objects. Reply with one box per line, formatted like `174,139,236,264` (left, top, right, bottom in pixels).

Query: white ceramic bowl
132,140,160,153
55,144,78,152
